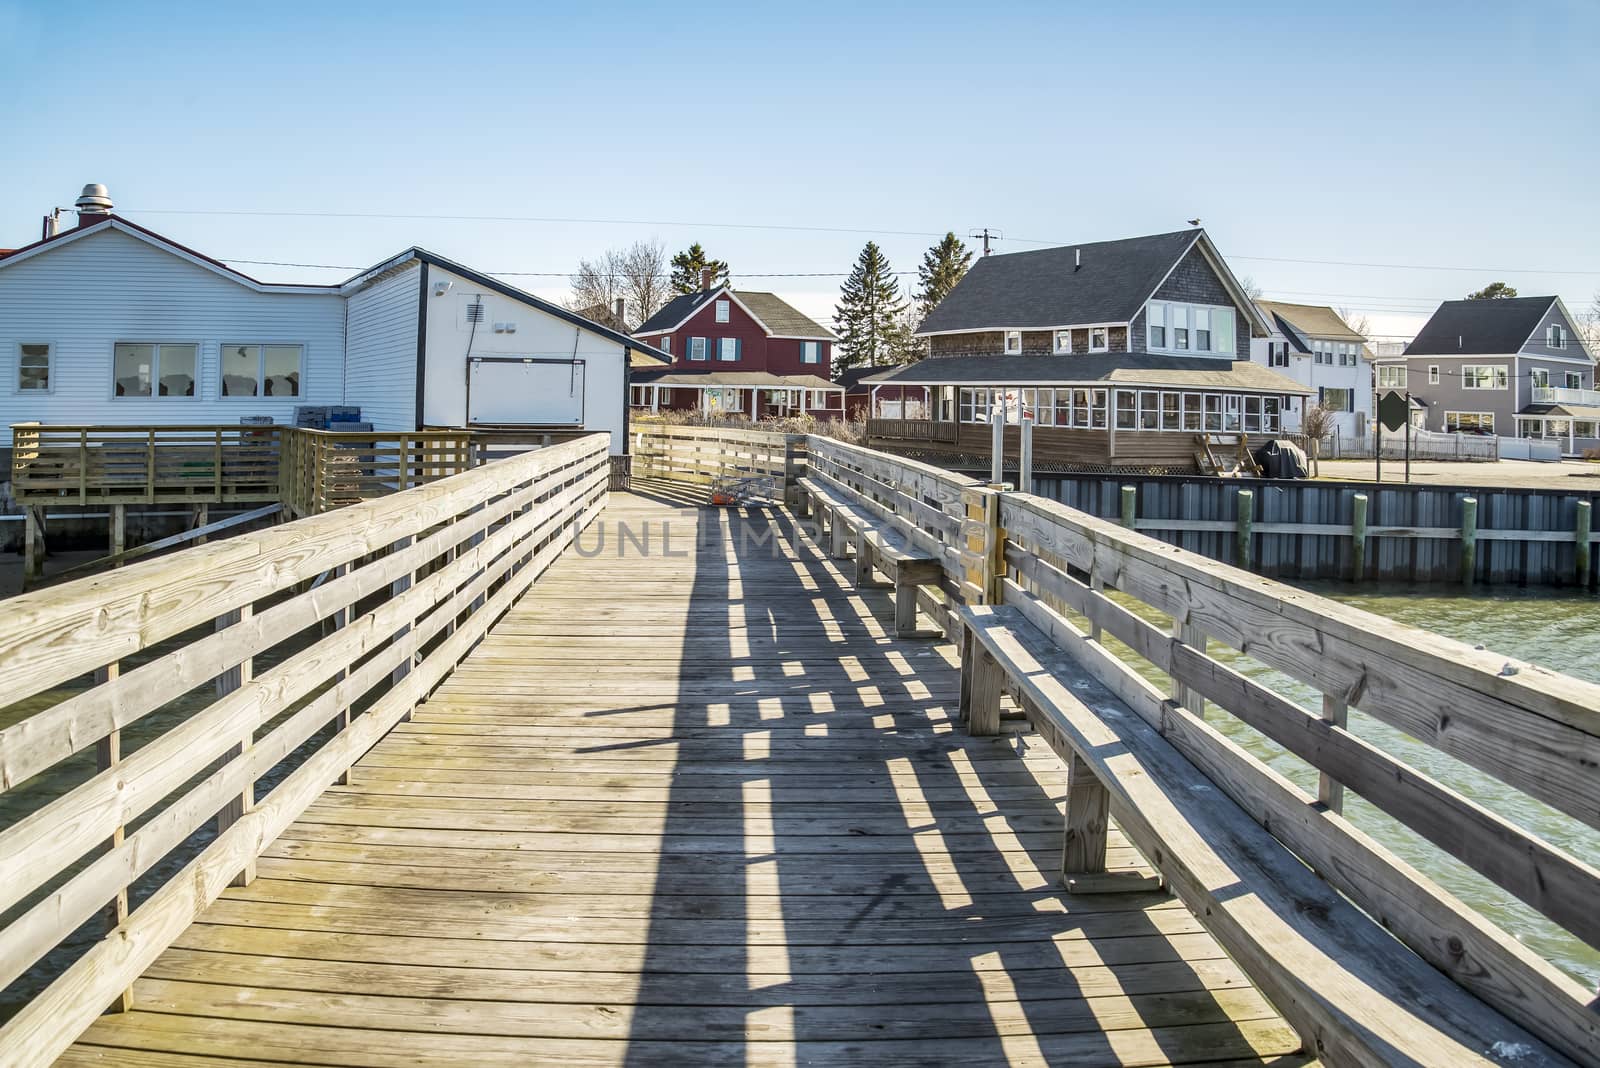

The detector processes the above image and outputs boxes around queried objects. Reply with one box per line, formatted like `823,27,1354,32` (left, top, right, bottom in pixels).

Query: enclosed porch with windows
628,370,845,421
1515,403,1600,456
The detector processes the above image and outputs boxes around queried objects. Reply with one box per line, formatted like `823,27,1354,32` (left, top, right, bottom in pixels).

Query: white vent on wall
466,302,486,324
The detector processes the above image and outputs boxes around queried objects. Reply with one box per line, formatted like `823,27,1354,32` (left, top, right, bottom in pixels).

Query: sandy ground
1313,458,1600,490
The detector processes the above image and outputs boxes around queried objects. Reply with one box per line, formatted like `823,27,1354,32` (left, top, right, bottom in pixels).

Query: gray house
1380,296,1597,452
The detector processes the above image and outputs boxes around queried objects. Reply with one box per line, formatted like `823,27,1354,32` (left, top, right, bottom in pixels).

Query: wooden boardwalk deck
58,492,1309,1067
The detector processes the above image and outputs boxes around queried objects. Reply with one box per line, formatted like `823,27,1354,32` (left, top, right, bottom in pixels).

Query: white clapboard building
0,185,666,452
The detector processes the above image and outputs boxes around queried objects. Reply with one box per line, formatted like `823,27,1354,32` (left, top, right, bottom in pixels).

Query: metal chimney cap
74,184,113,214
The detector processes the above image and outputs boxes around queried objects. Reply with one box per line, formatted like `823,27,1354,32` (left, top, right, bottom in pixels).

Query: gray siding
1399,355,1515,432
344,261,422,432
1520,301,1594,365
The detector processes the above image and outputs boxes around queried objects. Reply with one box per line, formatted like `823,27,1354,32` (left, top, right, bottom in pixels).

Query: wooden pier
2,427,1597,1067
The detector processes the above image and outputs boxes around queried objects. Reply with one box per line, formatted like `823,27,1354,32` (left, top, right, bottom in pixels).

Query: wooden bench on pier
958,600,1569,1067
797,474,941,636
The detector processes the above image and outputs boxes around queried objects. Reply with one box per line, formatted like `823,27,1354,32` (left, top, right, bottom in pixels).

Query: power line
220,258,918,279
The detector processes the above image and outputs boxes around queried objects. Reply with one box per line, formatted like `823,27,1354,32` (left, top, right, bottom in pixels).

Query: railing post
1317,694,1348,814
1018,416,1034,495
214,605,255,888
783,433,805,510
1461,496,1478,586
1351,493,1368,582
145,428,156,503
1172,620,1207,718
990,408,1004,485
961,485,1005,605
1576,500,1591,588
213,428,223,500
1235,489,1253,571
93,659,132,1013
77,428,88,502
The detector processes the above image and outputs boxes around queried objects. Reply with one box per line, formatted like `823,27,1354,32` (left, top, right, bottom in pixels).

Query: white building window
1320,387,1353,412
1054,330,1073,353
718,338,739,361
689,337,708,361
114,342,197,398
1461,365,1508,390
1146,302,1234,355
1531,368,1549,388
1376,365,1407,389
1445,411,1495,433
800,341,820,364
18,343,51,392
1567,371,1583,389
715,300,730,323
1089,327,1109,352
1003,331,1022,354
660,336,671,355
1428,365,1440,384
1548,323,1566,349
221,343,303,398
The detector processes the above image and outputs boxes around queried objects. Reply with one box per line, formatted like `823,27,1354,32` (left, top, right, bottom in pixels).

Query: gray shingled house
866,228,1309,472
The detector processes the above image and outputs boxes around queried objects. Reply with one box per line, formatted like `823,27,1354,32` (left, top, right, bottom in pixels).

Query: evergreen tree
833,241,911,371
1466,281,1518,300
669,242,730,294
915,232,973,321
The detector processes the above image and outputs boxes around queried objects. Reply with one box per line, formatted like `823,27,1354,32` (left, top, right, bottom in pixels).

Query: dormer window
1548,323,1566,349
715,300,730,324
1003,331,1022,354
1145,301,1235,356
1089,328,1109,352
1054,330,1073,353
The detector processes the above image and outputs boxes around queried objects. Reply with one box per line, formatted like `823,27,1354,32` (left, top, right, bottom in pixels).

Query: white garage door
467,358,586,427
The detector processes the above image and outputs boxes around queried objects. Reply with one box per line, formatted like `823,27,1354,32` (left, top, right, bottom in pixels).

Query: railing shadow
620,497,1300,1064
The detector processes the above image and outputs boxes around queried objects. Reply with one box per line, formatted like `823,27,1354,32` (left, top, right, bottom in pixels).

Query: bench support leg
1062,749,1109,876
894,581,919,637
963,646,1004,736
828,508,850,559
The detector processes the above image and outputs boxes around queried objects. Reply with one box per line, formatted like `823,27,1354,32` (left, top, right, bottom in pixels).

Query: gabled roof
632,285,836,340
0,215,340,294
341,248,670,365
631,369,838,389
915,229,1268,337
1403,296,1562,357
1256,300,1365,343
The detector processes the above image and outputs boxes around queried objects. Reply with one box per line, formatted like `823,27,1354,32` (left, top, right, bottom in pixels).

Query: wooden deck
57,492,1308,1067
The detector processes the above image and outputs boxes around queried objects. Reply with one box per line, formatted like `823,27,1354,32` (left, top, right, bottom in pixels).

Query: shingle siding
1146,246,1251,357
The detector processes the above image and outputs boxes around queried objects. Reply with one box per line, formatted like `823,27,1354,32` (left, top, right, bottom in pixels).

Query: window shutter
1318,387,1326,407
736,338,743,361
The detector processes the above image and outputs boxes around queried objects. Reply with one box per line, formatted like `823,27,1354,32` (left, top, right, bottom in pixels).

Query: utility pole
969,228,1002,257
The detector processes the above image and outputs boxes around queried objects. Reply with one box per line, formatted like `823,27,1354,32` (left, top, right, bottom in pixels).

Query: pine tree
833,241,911,372
915,232,973,321
669,242,730,294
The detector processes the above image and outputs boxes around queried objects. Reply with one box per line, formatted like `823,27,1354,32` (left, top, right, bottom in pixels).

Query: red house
630,280,844,419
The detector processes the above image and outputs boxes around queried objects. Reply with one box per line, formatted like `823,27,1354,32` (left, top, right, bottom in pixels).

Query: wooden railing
0,434,611,1066
866,416,959,443
631,423,803,500
279,428,478,517
10,423,285,505
639,425,1600,1064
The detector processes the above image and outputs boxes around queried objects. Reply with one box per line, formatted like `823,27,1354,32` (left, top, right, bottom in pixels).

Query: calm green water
1115,582,1600,990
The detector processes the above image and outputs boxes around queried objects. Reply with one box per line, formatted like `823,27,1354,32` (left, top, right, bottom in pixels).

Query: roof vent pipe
1458,336,1463,350
1074,248,1081,271
74,183,113,227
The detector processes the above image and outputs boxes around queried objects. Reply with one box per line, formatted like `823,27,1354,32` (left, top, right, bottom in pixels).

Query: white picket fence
1318,426,1500,462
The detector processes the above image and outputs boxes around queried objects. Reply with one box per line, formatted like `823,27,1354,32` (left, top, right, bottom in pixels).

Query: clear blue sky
2,0,1596,340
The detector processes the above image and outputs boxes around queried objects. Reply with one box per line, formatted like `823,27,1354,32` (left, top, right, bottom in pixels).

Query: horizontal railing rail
634,422,1600,1064
631,423,802,502
280,428,478,517
10,423,285,505
865,417,959,443
0,433,611,1067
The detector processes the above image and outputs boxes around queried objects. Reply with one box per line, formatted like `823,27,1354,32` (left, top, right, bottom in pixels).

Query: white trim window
1089,327,1109,352
1428,365,1440,384
800,341,821,364
1530,369,1549,388
718,338,739,362
1267,341,1289,367
17,343,52,392
114,342,198,398
1003,331,1022,354
660,336,671,355
1320,387,1353,413
221,343,303,398
1566,371,1584,389
715,300,730,324
1461,364,1508,390
1548,323,1566,349
689,337,708,361
1446,411,1495,433
1145,302,1234,356
1054,330,1073,354
1376,365,1407,389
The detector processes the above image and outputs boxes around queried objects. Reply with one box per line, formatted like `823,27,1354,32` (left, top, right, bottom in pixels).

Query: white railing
1532,386,1600,407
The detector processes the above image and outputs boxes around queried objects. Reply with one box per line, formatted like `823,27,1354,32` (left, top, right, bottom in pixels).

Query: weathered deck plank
62,493,1310,1067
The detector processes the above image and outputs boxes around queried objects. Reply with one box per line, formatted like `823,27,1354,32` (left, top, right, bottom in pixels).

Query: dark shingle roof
834,365,903,391
735,291,836,339
872,354,1311,394
1403,297,1557,356
1256,301,1364,343
916,230,1201,333
634,291,717,334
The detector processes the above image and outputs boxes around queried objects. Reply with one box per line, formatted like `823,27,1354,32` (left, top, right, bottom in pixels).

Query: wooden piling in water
1351,493,1368,582
1235,489,1253,571
1460,496,1477,585
1120,485,1136,528
1577,500,1592,587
